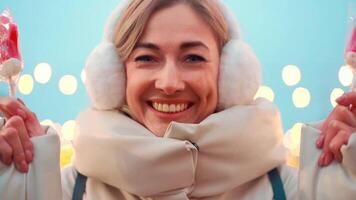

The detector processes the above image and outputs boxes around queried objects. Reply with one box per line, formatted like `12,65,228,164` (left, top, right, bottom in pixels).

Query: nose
155,61,185,95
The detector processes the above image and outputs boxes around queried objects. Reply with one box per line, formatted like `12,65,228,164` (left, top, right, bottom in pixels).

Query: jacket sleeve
61,165,78,200
0,127,62,200
298,124,356,200
279,165,298,200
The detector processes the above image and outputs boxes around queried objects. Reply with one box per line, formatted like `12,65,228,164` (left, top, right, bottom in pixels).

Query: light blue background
0,0,355,131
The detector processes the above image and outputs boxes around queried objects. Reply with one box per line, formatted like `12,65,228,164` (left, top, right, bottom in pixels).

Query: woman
0,0,355,199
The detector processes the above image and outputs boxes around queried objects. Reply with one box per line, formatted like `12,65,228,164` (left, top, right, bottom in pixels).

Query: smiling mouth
148,101,191,113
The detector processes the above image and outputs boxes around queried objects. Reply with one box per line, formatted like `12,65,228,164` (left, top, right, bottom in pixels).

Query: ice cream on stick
0,9,22,97
346,24,356,91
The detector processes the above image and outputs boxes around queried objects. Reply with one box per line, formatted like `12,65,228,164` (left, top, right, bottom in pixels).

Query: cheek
125,67,150,119
126,66,150,97
202,73,218,108
204,63,219,99
190,65,219,113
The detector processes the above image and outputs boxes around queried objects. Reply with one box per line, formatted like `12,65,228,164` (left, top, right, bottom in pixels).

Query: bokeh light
40,119,54,127
282,65,301,86
254,85,275,102
338,65,353,87
59,75,78,95
34,62,52,84
18,74,34,95
60,144,74,168
292,87,311,108
61,120,76,141
283,122,302,168
81,69,86,83
330,88,345,107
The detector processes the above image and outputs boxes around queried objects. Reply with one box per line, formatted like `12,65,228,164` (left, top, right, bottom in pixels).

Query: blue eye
185,54,206,63
135,55,155,62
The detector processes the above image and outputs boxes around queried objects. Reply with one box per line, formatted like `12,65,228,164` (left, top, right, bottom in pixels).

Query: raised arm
0,97,62,199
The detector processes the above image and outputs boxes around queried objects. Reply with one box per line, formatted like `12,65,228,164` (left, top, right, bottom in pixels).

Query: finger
5,116,33,162
0,134,13,165
321,106,356,133
351,105,356,116
25,111,45,137
336,92,356,106
329,130,351,162
321,110,337,134
316,134,325,149
16,98,25,106
2,127,28,173
0,97,27,119
321,119,353,166
318,152,334,167
319,120,339,166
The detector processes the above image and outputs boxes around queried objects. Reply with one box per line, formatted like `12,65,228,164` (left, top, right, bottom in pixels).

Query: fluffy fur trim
84,42,126,110
103,0,131,42
218,40,261,110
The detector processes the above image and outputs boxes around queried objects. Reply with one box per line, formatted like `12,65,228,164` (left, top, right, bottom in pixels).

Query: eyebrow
134,43,160,50
180,41,209,50
134,41,209,51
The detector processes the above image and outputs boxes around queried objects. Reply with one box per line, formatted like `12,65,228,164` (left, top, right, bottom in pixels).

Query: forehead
138,3,217,46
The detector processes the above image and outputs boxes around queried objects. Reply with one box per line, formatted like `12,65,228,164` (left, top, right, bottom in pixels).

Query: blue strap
72,172,87,200
267,168,286,200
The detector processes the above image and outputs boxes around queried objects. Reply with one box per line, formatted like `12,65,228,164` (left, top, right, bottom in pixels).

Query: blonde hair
114,0,229,61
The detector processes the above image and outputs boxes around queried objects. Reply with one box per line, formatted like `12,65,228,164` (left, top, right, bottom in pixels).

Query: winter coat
1,98,355,199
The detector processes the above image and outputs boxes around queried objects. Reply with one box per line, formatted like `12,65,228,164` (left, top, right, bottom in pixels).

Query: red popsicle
0,9,21,63
0,9,23,97
346,26,356,53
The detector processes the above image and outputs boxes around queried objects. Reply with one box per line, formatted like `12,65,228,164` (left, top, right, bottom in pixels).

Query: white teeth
152,102,189,113
158,103,163,112
183,104,187,110
162,104,169,112
176,104,181,111
169,104,175,112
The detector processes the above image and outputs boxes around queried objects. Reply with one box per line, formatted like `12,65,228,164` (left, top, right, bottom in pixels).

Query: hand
0,96,45,137
317,92,356,166
0,116,32,173
0,96,27,119
0,97,45,172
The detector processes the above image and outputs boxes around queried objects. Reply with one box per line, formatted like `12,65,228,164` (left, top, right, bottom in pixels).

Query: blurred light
282,65,301,86
254,85,275,102
338,65,353,86
40,119,54,127
81,69,86,83
61,120,76,141
283,123,302,168
18,74,34,95
59,75,77,95
34,63,52,84
330,88,345,107
60,144,74,168
292,87,311,108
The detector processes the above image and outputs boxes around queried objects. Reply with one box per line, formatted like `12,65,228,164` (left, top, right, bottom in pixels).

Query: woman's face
125,3,220,136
